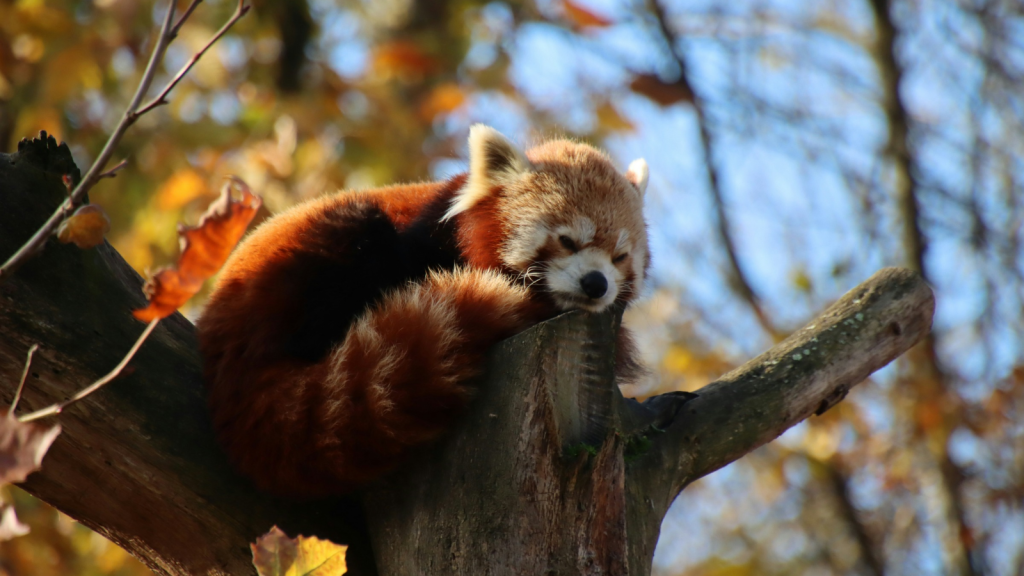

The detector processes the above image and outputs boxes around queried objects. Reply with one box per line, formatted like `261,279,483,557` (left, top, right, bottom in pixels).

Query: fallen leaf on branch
0,505,30,541
56,204,111,249
133,178,261,322
252,525,347,576
0,411,61,485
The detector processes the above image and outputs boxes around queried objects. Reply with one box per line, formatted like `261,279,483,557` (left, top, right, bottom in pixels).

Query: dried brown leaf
133,178,261,322
0,411,61,485
629,74,694,106
56,204,111,249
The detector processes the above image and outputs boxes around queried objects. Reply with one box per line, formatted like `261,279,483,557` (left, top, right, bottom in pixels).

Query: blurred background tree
1,0,1022,574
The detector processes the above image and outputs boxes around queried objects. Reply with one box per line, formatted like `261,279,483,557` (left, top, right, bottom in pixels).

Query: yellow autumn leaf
252,526,347,576
418,83,466,121
56,204,111,249
595,103,634,132
156,168,209,210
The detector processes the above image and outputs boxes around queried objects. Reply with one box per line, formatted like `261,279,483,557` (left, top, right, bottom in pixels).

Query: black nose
580,271,607,299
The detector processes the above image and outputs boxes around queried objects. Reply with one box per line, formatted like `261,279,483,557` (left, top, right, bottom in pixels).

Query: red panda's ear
625,159,649,198
445,124,532,220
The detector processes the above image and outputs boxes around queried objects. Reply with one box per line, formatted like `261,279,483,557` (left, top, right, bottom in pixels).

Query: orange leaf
252,526,347,576
156,168,209,210
562,0,613,28
133,178,261,322
0,411,61,485
56,204,111,249
629,74,694,106
418,83,466,121
372,41,436,80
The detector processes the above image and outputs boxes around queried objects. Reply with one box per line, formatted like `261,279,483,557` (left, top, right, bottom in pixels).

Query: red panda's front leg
207,267,540,497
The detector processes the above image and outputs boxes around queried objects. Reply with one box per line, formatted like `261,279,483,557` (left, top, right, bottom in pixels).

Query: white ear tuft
625,159,649,197
444,124,532,220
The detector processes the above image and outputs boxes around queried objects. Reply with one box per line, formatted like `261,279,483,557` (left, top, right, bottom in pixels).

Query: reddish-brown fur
197,128,649,497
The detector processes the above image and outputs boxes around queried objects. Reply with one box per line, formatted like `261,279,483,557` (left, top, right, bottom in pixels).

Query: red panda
196,125,651,497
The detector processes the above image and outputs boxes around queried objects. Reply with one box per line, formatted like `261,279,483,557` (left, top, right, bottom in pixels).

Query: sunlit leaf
418,83,466,121
56,204,111,249
252,526,347,576
0,412,61,485
156,168,209,210
133,178,261,321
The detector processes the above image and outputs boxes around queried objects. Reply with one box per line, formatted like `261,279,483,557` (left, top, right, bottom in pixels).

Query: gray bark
0,134,934,575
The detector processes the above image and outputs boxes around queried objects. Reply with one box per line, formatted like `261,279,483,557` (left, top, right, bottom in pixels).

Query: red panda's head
446,124,650,313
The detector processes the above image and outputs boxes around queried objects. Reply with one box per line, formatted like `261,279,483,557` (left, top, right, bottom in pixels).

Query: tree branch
628,267,934,521
646,0,780,339
0,135,376,576
0,135,933,575
0,0,248,285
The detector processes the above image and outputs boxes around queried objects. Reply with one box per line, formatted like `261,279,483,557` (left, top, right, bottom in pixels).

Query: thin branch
0,3,177,284
97,158,129,180
645,0,781,340
0,0,249,285
629,268,934,514
9,344,39,414
133,0,251,119
821,458,886,576
172,0,205,38
18,320,159,423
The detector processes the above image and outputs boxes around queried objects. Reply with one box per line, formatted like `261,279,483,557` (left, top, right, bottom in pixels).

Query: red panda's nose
580,271,608,299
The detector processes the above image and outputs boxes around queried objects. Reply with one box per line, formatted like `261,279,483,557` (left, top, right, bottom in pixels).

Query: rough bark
0,135,377,576
0,135,934,575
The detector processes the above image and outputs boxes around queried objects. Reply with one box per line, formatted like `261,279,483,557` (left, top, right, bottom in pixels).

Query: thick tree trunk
0,134,934,575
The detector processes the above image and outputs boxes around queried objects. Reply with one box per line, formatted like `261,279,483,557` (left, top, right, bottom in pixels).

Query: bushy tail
203,268,537,496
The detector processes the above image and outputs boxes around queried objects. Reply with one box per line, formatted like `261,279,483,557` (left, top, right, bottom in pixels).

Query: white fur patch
444,125,532,220
503,220,552,270
545,247,623,312
615,230,631,254
626,159,648,197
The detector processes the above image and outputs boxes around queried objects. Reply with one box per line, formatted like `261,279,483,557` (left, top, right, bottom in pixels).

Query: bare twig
0,0,249,285
172,0,205,38
9,344,39,414
18,320,159,423
97,159,129,180
134,0,251,119
645,0,781,340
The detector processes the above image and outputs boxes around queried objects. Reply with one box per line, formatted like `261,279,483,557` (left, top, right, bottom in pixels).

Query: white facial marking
544,247,623,312
503,220,552,269
615,230,630,254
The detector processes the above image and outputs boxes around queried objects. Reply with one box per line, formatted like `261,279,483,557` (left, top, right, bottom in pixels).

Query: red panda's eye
559,236,577,251
613,253,628,263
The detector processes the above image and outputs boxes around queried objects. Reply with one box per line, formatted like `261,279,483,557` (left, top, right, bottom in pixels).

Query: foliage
1,0,1022,574
251,526,347,576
